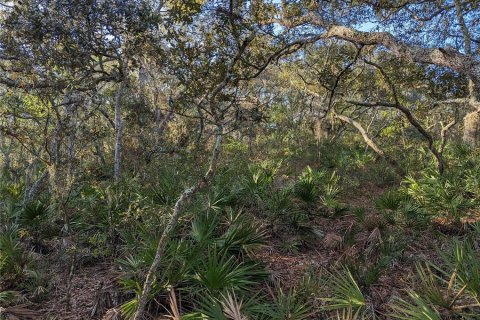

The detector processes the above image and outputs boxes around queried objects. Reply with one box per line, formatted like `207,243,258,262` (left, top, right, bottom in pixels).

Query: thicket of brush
2,136,480,319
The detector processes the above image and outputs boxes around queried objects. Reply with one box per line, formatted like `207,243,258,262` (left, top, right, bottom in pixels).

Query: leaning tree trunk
133,125,224,320
463,110,480,148
334,112,400,172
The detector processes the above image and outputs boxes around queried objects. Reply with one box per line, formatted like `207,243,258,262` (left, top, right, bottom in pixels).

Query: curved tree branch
333,110,399,170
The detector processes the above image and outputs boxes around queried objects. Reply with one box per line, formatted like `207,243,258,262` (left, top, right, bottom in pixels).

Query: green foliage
346,232,404,289
0,290,17,304
148,168,185,206
374,190,406,212
219,217,266,254
116,203,270,317
0,224,30,283
167,0,204,23
352,208,366,223
20,202,49,226
437,239,480,300
322,268,366,315
389,238,480,319
191,211,219,245
278,237,302,253
2,1,480,319
239,160,282,204
375,190,430,228
265,188,293,214
291,166,345,218
414,263,453,309
402,169,476,222
390,291,442,320
294,166,324,203
269,286,313,320
185,291,274,320
193,248,266,293
223,136,249,155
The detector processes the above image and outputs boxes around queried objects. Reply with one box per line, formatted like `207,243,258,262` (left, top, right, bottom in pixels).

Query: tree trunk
463,111,480,148
113,79,126,182
1,116,15,176
66,102,77,178
336,114,381,154
0,133,12,175
94,141,106,167
133,125,224,320
454,0,479,148
24,171,49,204
313,117,330,143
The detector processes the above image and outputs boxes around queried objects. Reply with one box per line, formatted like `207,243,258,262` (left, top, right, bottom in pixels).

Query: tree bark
0,130,12,175
274,9,480,86
133,125,224,320
66,101,77,178
113,79,126,182
463,111,480,148
347,100,445,174
24,171,49,204
318,25,480,86
453,0,480,147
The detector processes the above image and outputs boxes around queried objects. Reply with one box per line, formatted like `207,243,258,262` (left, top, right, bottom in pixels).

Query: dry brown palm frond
335,245,360,266
335,305,364,320
324,232,343,249
102,308,121,320
365,227,382,254
221,291,249,320
0,305,39,320
166,287,181,320
91,282,116,318
367,227,382,244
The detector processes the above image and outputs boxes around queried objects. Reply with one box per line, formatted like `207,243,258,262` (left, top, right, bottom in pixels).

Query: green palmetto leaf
193,248,267,293
269,286,313,320
322,268,366,313
390,291,441,320
119,280,162,320
437,239,480,301
20,201,49,225
402,171,475,221
191,212,220,245
415,263,452,308
218,220,266,255
0,224,29,278
0,290,17,303
185,291,272,320
294,180,318,203
119,298,138,320
374,190,405,211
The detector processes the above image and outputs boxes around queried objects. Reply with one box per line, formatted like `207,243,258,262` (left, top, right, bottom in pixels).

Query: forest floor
254,182,444,316
38,263,121,320
14,183,445,319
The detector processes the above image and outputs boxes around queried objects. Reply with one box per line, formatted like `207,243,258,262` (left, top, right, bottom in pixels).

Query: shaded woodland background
1,0,480,319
